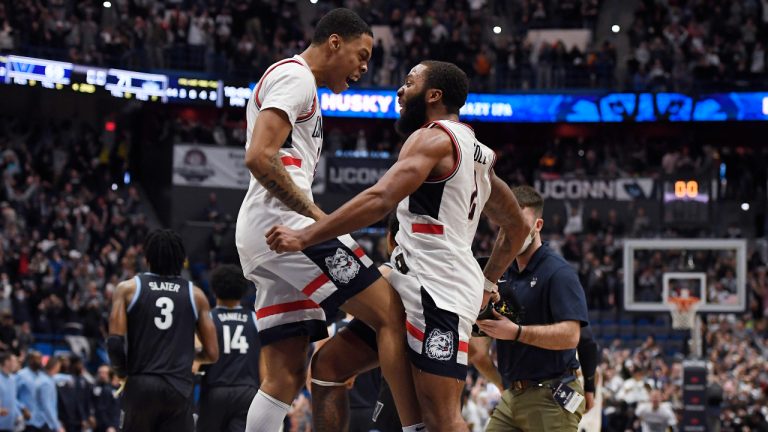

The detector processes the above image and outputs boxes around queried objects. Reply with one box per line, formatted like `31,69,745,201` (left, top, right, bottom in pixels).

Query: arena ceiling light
103,1,111,7
309,0,318,4
493,26,502,34
611,24,620,33
741,203,750,211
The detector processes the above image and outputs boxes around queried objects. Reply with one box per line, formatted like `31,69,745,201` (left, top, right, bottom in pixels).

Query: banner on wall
3,54,768,122
173,144,249,189
325,156,395,194
534,177,655,201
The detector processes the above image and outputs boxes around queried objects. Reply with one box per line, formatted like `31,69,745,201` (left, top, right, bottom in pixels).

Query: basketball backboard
623,239,747,313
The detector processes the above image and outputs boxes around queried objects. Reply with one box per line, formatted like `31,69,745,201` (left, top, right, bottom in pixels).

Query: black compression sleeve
577,326,599,392
106,334,128,378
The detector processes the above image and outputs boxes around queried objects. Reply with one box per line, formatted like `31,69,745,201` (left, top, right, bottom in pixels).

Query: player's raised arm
481,173,531,288
266,127,453,252
106,280,133,378
193,287,219,365
244,109,325,221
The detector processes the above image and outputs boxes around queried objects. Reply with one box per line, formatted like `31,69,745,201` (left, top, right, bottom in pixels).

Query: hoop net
668,296,701,330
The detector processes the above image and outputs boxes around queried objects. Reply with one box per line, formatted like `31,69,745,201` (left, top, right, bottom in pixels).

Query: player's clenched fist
266,225,306,252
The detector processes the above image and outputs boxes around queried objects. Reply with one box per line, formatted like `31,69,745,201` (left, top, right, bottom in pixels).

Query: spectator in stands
91,365,119,432
27,355,62,432
0,351,20,432
635,389,677,432
617,366,651,405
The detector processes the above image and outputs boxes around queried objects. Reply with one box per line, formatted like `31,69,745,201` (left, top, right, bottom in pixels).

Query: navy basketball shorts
247,234,381,345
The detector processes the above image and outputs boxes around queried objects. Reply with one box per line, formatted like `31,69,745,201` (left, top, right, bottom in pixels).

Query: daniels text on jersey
148,281,181,292
217,312,249,323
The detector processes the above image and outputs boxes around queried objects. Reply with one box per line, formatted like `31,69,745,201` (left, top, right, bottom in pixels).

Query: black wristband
106,334,128,378
584,375,596,393
514,324,523,342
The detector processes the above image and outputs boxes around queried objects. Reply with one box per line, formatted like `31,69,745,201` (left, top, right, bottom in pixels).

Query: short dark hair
210,264,248,301
0,351,10,366
511,185,544,217
311,8,372,45
420,60,469,114
144,229,186,276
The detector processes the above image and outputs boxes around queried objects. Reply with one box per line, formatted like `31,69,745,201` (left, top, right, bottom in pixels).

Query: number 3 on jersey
223,324,249,354
154,297,174,330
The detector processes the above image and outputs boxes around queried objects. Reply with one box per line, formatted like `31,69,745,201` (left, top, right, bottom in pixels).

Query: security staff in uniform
477,186,589,431
107,229,219,432
198,264,261,432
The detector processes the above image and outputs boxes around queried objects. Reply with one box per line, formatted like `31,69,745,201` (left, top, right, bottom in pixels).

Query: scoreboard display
2,55,225,107
662,177,712,227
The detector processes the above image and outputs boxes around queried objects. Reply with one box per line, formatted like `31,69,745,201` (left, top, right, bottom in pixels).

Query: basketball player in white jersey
266,60,532,431
236,8,422,432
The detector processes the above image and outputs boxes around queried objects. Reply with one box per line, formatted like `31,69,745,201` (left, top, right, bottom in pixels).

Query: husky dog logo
325,248,360,284
425,329,454,361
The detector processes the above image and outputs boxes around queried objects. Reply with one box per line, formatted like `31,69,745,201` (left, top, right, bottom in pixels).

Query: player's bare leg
412,367,469,432
313,277,422,428
246,336,310,432
310,329,379,431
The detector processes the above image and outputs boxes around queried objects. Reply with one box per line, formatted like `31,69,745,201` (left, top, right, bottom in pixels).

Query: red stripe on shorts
302,273,330,297
406,321,424,341
257,299,319,319
458,341,469,353
353,247,365,258
412,224,444,234
281,156,302,167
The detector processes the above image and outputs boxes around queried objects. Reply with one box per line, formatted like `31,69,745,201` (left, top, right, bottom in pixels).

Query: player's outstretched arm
193,287,219,365
245,108,325,221
481,174,531,288
266,128,452,252
106,280,133,378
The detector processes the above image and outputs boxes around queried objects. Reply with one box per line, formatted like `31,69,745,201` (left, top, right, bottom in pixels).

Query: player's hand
476,309,518,340
21,408,30,420
0,408,8,416
481,290,500,308
584,391,595,412
266,225,307,253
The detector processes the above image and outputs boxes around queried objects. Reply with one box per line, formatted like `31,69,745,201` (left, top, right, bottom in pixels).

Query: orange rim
668,297,701,312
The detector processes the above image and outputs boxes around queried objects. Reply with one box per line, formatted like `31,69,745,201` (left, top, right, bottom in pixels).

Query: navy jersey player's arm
244,108,326,221
193,287,219,365
467,337,504,390
480,173,530,293
108,280,135,336
266,127,453,252
106,280,135,377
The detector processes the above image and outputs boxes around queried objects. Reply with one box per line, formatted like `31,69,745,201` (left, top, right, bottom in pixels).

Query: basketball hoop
667,296,701,330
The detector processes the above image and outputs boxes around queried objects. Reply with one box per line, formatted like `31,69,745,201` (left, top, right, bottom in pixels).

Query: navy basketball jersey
126,273,198,396
202,306,261,388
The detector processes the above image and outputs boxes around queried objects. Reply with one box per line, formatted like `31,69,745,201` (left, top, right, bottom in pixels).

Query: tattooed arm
481,174,530,289
244,108,326,221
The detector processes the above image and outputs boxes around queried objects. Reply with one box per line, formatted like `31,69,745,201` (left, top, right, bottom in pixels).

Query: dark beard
395,90,428,137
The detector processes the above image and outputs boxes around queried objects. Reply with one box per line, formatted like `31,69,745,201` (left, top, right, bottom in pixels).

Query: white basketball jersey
393,120,497,318
236,55,323,273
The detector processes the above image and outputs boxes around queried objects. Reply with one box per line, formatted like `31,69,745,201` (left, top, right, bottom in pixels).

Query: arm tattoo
255,153,316,218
